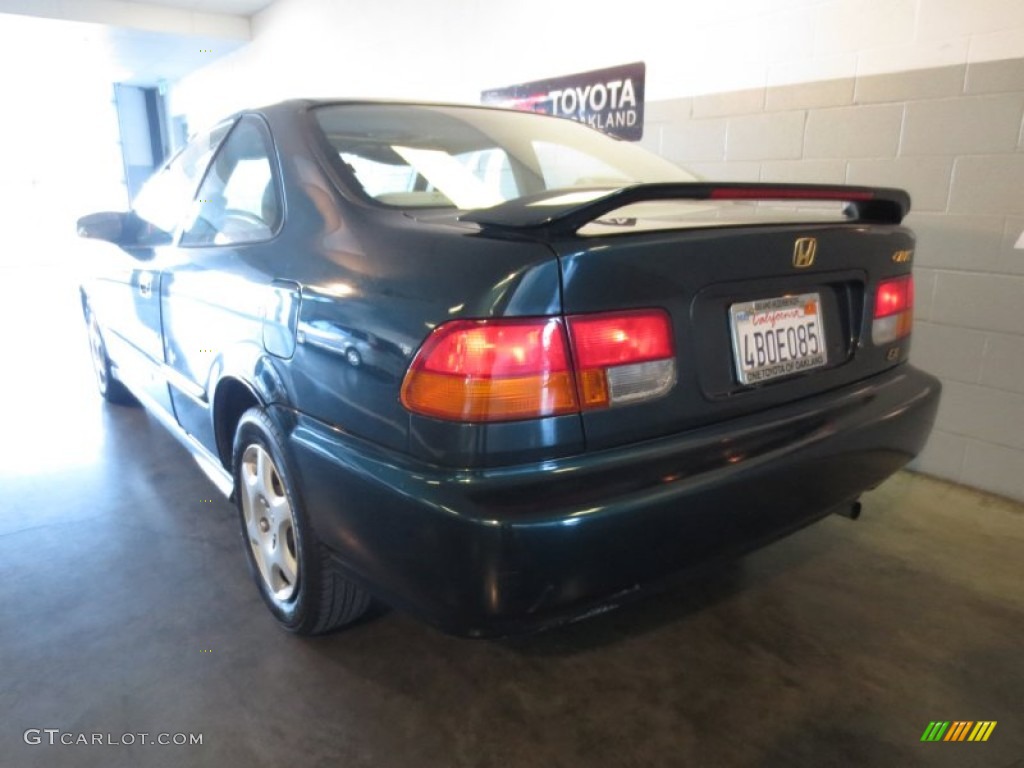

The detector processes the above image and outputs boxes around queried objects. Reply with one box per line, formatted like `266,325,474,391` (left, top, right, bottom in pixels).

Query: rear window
313,104,695,210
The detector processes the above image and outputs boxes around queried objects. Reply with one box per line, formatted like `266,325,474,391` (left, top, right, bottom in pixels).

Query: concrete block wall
641,59,1024,501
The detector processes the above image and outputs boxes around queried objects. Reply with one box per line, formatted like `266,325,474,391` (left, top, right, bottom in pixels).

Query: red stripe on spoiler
709,187,875,202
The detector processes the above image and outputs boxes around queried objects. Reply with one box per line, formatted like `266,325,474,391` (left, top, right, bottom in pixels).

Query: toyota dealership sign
482,62,646,141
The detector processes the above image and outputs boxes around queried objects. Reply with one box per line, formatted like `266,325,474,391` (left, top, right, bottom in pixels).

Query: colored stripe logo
921,721,997,742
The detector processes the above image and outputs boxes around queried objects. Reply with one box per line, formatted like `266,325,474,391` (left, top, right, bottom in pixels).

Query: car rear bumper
284,365,940,636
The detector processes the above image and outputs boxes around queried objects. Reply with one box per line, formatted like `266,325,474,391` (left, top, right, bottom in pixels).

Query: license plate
729,292,827,385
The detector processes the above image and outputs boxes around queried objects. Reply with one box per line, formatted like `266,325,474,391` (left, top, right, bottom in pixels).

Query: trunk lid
466,184,916,451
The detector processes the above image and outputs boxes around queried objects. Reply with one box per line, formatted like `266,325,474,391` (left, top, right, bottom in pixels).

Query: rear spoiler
460,182,910,236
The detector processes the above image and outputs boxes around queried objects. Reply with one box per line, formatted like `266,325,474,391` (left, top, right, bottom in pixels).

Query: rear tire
232,407,371,634
85,306,137,405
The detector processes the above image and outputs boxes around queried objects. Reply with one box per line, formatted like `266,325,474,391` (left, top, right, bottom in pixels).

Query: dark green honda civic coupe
77,100,940,636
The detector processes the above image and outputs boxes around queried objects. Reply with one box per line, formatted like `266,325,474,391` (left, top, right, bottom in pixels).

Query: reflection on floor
2,266,1022,767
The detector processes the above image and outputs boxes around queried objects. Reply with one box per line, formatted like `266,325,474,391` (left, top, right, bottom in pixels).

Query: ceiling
108,0,274,15
0,8,253,87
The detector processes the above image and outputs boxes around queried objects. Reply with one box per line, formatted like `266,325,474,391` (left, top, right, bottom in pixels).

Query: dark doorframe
114,83,169,202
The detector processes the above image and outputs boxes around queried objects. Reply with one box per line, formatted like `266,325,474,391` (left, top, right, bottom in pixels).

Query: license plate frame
729,292,828,385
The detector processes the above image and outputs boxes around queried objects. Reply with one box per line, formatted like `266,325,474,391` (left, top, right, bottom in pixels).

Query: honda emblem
793,237,817,268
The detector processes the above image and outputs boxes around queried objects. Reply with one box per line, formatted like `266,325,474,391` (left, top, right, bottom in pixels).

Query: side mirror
76,211,132,244
76,211,172,248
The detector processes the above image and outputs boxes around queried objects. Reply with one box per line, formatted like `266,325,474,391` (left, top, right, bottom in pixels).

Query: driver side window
180,116,282,247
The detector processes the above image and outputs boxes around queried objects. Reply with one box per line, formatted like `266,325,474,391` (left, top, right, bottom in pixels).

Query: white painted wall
170,0,1024,126
0,14,126,267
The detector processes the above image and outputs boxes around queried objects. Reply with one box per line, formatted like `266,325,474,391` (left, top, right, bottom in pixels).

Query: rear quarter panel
261,108,575,462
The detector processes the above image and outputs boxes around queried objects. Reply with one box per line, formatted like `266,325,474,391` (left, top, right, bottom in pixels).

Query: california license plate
729,292,827,385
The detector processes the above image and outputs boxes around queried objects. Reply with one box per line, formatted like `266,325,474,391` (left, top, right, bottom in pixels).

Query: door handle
138,272,154,298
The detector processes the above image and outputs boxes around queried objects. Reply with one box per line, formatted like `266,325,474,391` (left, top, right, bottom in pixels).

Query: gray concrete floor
1,269,1022,768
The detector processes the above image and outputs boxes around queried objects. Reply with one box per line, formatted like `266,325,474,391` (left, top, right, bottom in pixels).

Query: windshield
312,104,696,210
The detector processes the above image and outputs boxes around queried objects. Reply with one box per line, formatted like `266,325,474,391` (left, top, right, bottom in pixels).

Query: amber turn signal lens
576,368,610,408
401,370,578,422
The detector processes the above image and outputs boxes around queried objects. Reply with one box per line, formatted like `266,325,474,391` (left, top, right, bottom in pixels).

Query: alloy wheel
88,313,108,391
240,443,299,602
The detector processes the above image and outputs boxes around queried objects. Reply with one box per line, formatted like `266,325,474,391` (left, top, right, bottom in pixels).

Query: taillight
401,309,676,422
567,309,676,410
400,318,578,422
872,275,914,345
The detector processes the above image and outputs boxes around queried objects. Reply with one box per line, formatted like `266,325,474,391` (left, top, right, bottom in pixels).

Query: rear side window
181,116,282,246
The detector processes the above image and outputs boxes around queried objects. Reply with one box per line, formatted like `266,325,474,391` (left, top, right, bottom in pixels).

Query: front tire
232,407,371,634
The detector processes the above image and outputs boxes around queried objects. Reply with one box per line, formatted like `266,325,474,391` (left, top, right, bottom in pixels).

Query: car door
96,122,232,414
160,115,291,454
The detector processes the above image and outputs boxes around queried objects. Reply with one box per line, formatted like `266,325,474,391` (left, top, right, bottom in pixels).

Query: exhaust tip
835,500,862,520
